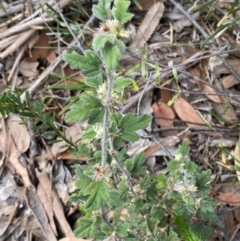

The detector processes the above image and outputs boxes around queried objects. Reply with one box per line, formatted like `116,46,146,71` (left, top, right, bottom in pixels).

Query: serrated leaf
112,0,133,24
120,113,151,131
131,152,146,175
139,174,150,189
92,34,116,52
114,77,131,92
116,222,130,237
75,217,93,238
92,0,112,21
124,159,134,172
84,181,110,210
63,50,101,77
102,43,121,70
65,94,104,125
115,39,126,53
82,128,96,139
75,165,92,190
84,74,103,88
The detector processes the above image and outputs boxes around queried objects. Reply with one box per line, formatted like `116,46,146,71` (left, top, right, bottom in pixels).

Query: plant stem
101,73,115,166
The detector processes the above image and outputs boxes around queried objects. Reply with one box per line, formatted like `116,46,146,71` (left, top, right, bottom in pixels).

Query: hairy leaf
92,34,116,52
112,0,133,24
84,181,110,210
92,0,112,21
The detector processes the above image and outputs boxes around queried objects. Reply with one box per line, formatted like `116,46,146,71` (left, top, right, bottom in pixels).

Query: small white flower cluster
97,82,108,101
105,19,130,38
92,123,104,139
93,164,111,181
173,181,197,194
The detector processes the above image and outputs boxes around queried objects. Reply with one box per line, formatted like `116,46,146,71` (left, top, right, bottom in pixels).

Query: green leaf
65,93,104,125
146,217,154,233
120,113,151,131
155,174,168,189
195,170,211,192
75,217,93,238
84,74,103,88
131,152,146,175
102,43,121,71
139,174,151,189
84,181,110,210
92,0,112,21
92,34,116,52
120,130,139,142
63,50,102,77
112,0,133,24
116,222,130,237
114,77,131,92
124,159,134,172
82,128,97,139
75,165,92,190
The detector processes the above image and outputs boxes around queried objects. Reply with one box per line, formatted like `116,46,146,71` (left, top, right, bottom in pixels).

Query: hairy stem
101,73,115,166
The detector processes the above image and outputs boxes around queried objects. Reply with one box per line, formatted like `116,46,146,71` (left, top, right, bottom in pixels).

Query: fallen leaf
130,2,164,47
217,186,240,206
152,102,178,136
144,136,180,158
222,74,239,89
7,114,30,154
36,169,74,237
19,61,39,77
173,11,199,33
132,0,166,11
27,30,51,62
51,122,85,157
200,84,222,103
160,88,172,104
37,183,57,236
25,186,57,241
173,97,205,127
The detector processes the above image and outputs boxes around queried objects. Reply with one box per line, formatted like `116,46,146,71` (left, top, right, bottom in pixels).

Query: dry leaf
160,88,172,104
222,74,239,89
19,61,39,77
25,186,58,241
51,122,84,157
37,183,57,236
144,136,180,158
201,84,222,103
130,2,164,47
37,169,74,237
173,11,199,33
173,97,205,127
152,102,178,136
27,30,51,62
217,187,240,206
7,114,30,154
132,0,166,11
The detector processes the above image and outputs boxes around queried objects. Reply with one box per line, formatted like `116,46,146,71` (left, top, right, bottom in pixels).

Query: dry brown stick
0,0,72,40
0,29,36,59
123,51,205,112
0,35,18,50
169,0,240,84
20,50,65,102
9,44,27,84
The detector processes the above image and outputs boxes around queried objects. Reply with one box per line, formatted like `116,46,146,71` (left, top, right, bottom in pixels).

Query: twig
169,0,240,85
53,0,85,54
